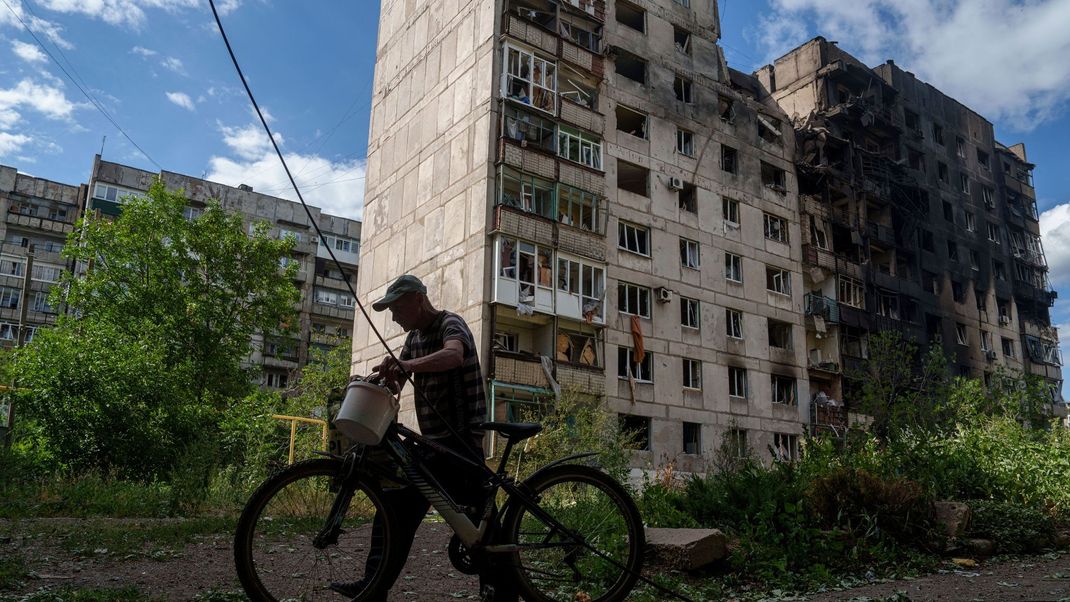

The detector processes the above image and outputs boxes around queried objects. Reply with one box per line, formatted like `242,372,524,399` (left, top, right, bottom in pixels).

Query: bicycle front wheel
502,464,644,602
234,458,396,601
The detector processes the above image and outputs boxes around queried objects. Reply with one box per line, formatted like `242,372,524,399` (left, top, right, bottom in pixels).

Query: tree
13,182,301,476
851,331,951,440
57,181,301,403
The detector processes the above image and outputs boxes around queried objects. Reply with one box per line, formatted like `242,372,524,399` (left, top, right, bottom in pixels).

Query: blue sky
1,0,1068,388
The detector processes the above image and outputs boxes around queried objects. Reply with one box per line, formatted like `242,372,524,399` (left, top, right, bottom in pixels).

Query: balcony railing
492,204,607,262
803,245,862,279
804,293,840,323
494,352,551,389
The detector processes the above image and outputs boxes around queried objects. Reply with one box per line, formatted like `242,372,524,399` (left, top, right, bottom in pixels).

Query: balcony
493,204,556,248
556,362,605,396
560,40,603,78
560,0,605,22
558,161,605,196
801,195,829,221
803,245,862,279
866,221,896,247
5,210,77,235
315,274,352,289
503,12,559,57
311,302,355,321
559,98,605,133
498,139,558,181
494,352,551,389
804,293,840,323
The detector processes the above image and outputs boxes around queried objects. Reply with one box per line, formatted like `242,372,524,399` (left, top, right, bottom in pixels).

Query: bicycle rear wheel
502,464,644,602
234,458,396,601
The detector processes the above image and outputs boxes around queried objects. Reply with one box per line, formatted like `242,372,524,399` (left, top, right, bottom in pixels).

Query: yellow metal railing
272,414,328,465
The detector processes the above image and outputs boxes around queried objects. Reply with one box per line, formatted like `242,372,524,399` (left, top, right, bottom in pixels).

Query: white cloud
165,91,195,111
219,121,282,160
10,40,46,64
0,2,73,49
207,121,365,221
160,56,185,74
131,45,157,57
35,0,241,29
1041,203,1070,286
757,0,1070,131
0,78,79,128
0,132,31,157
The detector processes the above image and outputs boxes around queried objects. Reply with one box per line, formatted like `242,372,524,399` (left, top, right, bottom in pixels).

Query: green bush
965,499,1057,553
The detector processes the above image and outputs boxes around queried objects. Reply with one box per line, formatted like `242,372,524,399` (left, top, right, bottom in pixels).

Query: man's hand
370,356,409,391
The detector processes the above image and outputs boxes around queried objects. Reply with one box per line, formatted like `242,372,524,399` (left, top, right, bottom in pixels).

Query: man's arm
400,338,464,374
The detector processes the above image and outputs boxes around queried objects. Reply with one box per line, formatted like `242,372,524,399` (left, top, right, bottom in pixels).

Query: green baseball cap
372,274,427,311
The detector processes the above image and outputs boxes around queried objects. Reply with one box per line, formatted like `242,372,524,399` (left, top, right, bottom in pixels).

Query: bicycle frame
327,422,591,551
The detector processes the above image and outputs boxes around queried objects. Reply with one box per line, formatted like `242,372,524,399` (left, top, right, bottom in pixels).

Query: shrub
807,467,932,543
965,499,1057,553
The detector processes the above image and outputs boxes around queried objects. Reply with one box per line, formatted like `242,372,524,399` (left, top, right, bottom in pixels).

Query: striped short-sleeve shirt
400,311,486,449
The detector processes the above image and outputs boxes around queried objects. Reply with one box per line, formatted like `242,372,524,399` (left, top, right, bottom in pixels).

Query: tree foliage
13,182,301,477
56,182,300,402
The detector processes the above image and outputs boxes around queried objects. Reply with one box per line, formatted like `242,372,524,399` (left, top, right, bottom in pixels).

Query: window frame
617,347,653,383
771,374,797,406
680,296,700,330
728,366,747,398
763,213,788,243
617,281,651,318
502,43,557,114
679,237,700,269
725,308,743,340
724,252,743,283
682,358,702,390
617,221,650,256
766,266,792,296
557,125,603,170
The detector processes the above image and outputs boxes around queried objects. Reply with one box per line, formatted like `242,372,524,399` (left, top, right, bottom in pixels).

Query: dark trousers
360,442,518,601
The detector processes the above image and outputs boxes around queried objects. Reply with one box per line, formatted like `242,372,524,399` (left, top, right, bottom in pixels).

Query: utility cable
206,0,483,464
0,0,162,170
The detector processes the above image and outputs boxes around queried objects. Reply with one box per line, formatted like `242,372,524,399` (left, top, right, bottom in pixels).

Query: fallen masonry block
933,501,971,538
645,528,727,570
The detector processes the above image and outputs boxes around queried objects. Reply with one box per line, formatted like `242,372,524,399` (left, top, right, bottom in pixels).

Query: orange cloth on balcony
630,315,644,365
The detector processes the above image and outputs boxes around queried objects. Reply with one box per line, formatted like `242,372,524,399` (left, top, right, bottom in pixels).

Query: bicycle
233,418,646,601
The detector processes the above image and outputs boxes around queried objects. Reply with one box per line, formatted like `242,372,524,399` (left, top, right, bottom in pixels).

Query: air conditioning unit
656,287,673,303
667,177,684,191
999,315,1010,325
985,349,998,361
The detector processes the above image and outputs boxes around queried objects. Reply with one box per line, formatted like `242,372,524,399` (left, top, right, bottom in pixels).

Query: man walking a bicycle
331,274,518,601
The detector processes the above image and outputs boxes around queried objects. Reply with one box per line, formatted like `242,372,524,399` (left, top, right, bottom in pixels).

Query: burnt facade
757,37,1062,429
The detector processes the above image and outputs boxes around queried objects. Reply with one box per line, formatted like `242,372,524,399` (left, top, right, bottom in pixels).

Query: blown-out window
558,126,602,169
503,44,557,114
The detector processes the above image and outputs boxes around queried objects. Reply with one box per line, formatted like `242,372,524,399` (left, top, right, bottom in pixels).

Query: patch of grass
22,518,235,560
0,555,28,590
0,586,157,601
0,475,174,519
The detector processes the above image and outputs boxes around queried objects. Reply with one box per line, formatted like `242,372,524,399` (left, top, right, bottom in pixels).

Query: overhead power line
0,0,162,170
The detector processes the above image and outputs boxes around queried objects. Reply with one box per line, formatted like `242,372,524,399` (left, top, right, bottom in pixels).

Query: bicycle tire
234,458,398,601
501,464,645,602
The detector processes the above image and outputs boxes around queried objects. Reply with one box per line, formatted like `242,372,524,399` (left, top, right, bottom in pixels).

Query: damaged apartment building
354,0,809,464
755,37,1063,429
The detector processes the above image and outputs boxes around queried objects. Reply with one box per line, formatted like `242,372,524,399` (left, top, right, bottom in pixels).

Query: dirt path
806,553,1070,601
3,518,1069,601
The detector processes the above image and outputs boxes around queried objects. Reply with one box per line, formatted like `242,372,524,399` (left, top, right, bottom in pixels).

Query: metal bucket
334,380,399,445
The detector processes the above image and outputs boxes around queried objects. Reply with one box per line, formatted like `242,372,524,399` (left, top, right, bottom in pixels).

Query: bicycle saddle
478,421,542,441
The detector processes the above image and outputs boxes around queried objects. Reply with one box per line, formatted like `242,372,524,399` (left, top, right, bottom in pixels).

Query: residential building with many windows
353,0,810,464
755,38,1063,429
0,165,85,348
